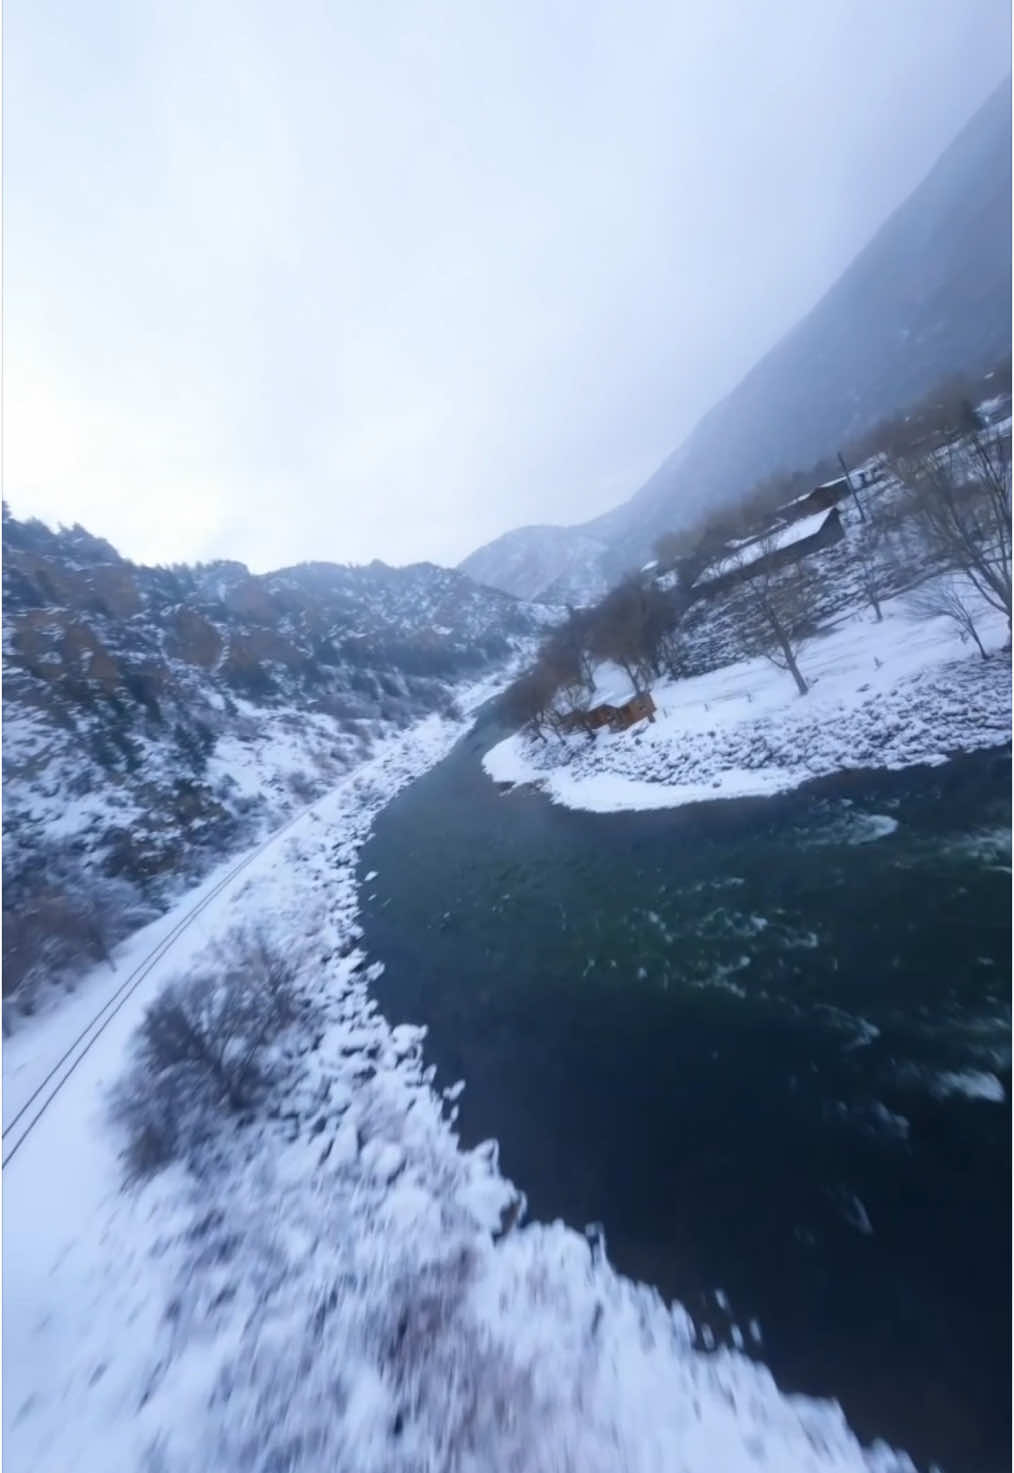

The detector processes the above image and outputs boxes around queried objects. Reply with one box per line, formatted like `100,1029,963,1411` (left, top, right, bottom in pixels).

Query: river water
359,718,1011,1473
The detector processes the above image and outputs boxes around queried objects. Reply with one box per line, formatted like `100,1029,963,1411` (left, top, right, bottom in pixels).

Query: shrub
287,769,319,804
2,843,154,1014
112,929,302,1179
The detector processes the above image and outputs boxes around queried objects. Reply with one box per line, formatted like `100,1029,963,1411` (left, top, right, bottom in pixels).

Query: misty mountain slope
460,523,611,605
595,78,1012,573
2,508,547,1016
464,79,1011,597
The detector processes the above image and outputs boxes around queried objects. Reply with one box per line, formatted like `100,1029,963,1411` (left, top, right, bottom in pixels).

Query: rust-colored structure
608,692,656,731
557,692,656,736
556,704,617,735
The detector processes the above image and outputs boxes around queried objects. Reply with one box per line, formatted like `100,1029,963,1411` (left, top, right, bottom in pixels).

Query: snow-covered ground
3,679,916,1473
484,580,1011,813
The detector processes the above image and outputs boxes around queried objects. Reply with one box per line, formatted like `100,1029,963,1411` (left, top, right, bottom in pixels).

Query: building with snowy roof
692,507,845,595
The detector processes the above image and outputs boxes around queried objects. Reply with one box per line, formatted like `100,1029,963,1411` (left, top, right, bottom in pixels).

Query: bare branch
892,423,1011,628
904,576,991,661
725,537,816,696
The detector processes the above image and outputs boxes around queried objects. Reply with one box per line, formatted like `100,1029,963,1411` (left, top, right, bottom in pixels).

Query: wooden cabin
608,692,656,731
556,694,655,736
585,704,619,731
556,703,618,735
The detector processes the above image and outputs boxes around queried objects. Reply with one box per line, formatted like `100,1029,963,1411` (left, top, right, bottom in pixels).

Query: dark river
359,717,1011,1473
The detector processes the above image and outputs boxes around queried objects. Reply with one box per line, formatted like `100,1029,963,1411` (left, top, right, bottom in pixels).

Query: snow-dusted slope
459,523,610,604
2,509,548,1022
461,83,1011,595
3,698,915,1473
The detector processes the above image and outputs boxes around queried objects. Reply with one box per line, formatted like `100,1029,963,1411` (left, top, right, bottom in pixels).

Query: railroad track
2,806,312,1169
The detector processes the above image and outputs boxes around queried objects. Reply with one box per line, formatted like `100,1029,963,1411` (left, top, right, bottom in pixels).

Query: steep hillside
463,79,1012,598
460,524,610,605
2,508,547,1017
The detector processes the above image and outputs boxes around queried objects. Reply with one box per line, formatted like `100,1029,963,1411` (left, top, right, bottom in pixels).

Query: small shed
556,703,619,735
557,695,655,736
608,692,656,731
585,704,619,731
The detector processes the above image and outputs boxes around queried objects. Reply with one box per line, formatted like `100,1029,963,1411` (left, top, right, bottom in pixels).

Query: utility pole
837,451,867,523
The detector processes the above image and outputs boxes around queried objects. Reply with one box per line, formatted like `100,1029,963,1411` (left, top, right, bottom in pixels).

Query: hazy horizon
4,2,1010,573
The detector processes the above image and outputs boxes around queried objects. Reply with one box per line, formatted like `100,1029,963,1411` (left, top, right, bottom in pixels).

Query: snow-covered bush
1,840,153,1023
286,768,320,804
112,929,306,1178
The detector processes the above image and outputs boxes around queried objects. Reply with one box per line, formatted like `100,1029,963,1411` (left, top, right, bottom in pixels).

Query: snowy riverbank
3,686,918,1472
484,586,1012,813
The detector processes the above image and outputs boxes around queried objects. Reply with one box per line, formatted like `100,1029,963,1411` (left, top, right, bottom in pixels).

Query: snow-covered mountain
2,507,548,1018
462,79,1012,600
460,524,610,606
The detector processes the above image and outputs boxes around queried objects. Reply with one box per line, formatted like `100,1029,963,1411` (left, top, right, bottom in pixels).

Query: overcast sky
4,1,1010,572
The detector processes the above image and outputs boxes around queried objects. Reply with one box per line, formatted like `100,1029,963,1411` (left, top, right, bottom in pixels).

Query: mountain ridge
2,508,547,1019
461,78,1012,600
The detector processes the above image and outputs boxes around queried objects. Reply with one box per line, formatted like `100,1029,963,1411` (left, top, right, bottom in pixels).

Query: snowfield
484,581,1012,813
3,684,917,1472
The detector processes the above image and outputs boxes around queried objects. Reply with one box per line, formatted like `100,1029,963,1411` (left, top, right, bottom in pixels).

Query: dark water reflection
360,726,1011,1473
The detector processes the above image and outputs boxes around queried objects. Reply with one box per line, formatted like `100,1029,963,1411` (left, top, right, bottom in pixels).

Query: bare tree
586,575,682,692
905,576,991,661
851,511,898,622
893,421,1012,630
655,622,685,681
500,662,560,740
211,925,300,1025
541,608,596,694
731,542,816,696
587,576,655,691
112,931,306,1178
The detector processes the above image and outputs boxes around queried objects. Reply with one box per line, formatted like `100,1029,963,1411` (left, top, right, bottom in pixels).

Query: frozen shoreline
484,590,1012,814
5,679,917,1472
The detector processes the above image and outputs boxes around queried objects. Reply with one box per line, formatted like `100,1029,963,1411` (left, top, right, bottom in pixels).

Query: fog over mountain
462,79,1012,602
6,2,1010,573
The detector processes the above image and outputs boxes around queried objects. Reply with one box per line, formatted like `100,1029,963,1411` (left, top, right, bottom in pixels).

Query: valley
3,56,1011,1473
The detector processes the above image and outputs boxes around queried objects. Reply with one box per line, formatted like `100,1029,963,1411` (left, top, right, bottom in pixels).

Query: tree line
502,371,1011,735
